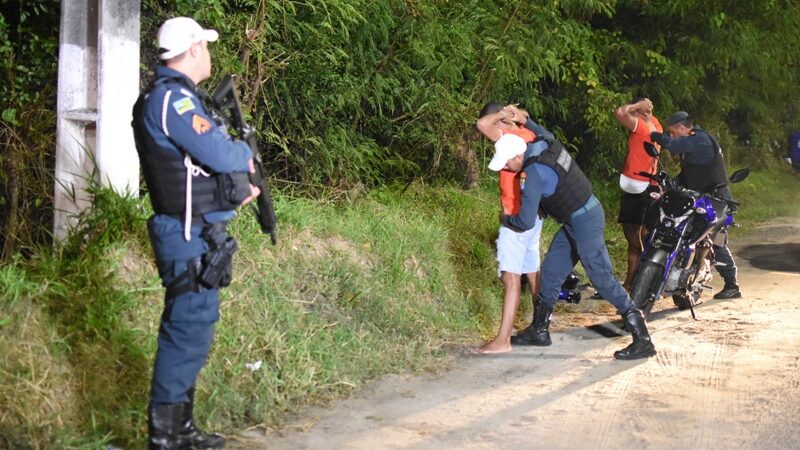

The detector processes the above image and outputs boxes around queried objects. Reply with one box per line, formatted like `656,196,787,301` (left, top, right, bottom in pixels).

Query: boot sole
614,348,657,360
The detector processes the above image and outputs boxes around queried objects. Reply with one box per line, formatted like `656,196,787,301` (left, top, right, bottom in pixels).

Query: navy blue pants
147,215,220,405
713,188,738,285
538,199,634,314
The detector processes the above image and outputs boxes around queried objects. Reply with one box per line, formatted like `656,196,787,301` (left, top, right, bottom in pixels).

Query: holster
198,222,238,289
163,223,238,302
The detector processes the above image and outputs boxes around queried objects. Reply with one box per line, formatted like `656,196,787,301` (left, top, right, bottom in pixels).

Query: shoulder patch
172,97,195,115
192,114,213,134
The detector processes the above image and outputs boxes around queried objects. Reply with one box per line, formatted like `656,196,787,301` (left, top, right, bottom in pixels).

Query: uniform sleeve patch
192,114,213,134
172,97,196,115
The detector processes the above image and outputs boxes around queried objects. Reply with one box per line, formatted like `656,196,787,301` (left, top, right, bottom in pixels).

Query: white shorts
496,220,542,277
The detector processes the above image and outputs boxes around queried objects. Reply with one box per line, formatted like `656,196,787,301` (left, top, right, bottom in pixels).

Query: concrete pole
54,0,98,241
97,0,140,196
54,0,140,241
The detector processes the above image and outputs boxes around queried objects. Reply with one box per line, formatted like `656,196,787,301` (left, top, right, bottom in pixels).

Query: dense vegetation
2,0,800,448
3,0,800,255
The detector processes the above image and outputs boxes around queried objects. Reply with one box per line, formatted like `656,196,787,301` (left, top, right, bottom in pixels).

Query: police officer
487,108,656,360
131,17,260,450
650,111,741,300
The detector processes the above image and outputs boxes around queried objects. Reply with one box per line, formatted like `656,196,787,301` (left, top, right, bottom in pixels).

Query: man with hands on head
486,107,656,360
474,102,543,354
649,111,741,300
613,96,663,292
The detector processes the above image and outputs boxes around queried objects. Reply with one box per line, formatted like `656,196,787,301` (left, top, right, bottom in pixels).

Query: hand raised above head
503,104,529,124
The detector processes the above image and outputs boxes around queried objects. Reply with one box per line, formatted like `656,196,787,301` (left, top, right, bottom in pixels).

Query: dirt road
236,216,800,449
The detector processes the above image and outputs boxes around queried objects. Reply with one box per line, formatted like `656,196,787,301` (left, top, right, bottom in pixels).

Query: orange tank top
499,127,536,215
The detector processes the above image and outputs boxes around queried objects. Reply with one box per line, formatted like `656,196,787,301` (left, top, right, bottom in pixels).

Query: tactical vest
678,128,728,194
523,136,593,224
131,76,250,219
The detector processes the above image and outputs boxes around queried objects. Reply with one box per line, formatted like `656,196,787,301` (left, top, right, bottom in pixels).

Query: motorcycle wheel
672,291,699,310
630,261,663,320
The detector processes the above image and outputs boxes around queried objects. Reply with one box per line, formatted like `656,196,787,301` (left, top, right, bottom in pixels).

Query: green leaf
2,108,17,125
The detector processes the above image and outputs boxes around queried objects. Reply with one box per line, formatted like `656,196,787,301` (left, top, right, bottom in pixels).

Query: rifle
211,74,278,245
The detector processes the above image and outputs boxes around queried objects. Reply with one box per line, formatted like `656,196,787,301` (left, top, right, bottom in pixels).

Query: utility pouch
199,223,238,289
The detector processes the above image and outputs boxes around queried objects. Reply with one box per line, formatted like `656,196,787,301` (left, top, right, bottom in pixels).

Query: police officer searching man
131,17,260,450
650,111,742,300
488,114,656,360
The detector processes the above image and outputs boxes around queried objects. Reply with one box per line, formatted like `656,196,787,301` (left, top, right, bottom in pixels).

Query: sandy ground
232,216,800,450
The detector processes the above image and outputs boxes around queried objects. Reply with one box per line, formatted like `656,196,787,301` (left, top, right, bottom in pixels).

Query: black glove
650,131,663,143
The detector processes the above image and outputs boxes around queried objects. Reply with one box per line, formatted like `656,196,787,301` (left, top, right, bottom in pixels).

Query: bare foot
474,339,512,354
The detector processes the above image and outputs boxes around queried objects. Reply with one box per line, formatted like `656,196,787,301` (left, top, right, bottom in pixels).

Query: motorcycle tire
630,260,663,320
672,292,698,310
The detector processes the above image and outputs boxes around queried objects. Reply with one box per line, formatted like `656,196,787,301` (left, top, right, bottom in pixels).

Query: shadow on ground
739,243,800,273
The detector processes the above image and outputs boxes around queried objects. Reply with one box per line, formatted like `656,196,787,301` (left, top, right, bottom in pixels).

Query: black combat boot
713,282,741,299
181,387,226,449
614,309,657,360
511,300,554,346
149,403,191,450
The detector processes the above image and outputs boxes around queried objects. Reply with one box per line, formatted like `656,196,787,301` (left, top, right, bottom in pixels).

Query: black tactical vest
131,76,250,219
523,136,593,224
678,128,728,194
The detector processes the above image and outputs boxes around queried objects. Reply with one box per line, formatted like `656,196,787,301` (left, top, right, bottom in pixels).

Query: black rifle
211,74,278,245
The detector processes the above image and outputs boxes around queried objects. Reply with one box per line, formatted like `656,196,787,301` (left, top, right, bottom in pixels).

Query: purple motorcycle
630,143,749,319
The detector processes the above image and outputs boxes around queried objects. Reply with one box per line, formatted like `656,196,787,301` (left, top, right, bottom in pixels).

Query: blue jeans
147,215,221,405
538,199,634,314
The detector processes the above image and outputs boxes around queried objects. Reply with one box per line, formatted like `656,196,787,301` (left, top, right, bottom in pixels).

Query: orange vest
623,116,663,182
499,127,536,215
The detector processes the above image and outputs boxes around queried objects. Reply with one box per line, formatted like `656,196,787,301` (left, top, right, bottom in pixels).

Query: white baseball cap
157,17,219,60
488,133,527,171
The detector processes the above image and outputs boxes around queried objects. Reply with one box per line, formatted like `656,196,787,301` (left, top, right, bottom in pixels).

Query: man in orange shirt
474,101,542,354
613,97,663,292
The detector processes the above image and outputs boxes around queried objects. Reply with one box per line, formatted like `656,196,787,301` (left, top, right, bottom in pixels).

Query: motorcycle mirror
643,142,659,158
729,167,750,183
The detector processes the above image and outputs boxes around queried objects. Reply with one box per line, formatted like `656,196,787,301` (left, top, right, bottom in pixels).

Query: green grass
2,164,799,448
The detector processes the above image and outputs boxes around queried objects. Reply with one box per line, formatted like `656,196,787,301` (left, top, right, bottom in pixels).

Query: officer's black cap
666,111,691,126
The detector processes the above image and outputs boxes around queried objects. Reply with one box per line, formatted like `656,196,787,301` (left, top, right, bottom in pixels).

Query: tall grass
1,179,496,448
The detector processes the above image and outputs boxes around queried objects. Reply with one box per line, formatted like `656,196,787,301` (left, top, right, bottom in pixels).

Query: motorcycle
629,142,750,319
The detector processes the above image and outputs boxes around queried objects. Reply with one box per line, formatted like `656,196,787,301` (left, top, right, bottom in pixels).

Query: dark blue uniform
134,66,252,406
654,126,739,291
501,120,654,359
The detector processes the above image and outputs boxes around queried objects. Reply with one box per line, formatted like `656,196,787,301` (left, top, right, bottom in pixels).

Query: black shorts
617,186,658,225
